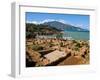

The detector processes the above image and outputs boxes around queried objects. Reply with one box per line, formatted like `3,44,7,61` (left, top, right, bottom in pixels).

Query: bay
63,31,89,40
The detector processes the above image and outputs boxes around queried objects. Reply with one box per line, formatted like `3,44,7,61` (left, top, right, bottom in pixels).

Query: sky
26,12,90,30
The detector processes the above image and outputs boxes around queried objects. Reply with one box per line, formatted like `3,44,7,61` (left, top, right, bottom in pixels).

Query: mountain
26,23,61,35
43,21,89,32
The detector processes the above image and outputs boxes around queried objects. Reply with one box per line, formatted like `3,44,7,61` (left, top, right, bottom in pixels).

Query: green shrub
32,45,44,51
60,42,63,47
75,43,81,48
56,33,63,39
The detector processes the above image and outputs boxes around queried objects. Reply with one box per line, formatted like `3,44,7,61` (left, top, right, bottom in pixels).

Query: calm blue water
63,31,89,40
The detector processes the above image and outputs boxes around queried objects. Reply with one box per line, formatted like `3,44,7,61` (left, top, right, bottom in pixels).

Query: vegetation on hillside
26,23,61,39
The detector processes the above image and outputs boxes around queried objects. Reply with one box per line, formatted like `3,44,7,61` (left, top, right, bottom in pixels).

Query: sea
63,31,89,40
38,31,89,40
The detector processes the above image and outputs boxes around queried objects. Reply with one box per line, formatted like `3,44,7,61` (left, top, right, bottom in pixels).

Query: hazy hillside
43,21,89,31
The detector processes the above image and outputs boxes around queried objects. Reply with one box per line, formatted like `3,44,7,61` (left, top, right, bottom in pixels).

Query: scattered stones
26,39,89,67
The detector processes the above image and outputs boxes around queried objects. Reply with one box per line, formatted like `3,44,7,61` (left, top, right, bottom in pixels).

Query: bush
26,32,36,39
72,40,77,43
75,43,81,48
32,45,44,51
56,33,63,39
60,42,64,47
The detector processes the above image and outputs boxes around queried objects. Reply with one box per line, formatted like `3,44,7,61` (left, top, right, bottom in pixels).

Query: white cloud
26,19,89,30
58,19,67,24
76,24,83,27
75,24,89,30
26,19,55,24
26,19,68,24
40,19,55,23
26,21,38,24
41,19,68,24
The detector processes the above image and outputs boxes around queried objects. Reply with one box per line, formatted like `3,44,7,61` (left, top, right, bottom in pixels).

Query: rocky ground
26,38,89,67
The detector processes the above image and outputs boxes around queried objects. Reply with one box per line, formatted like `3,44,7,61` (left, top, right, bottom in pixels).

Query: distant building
36,34,73,40
36,34,56,39
62,36,73,40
